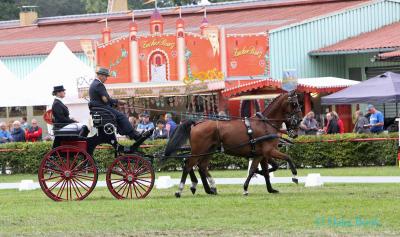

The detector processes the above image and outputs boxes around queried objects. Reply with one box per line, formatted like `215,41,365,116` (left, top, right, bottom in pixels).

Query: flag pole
131,10,135,22
179,6,182,18
204,7,207,18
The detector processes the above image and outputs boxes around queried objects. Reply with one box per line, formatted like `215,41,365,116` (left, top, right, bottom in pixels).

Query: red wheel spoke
48,178,64,191
55,151,67,169
135,180,149,192
66,151,71,170
73,178,90,191
71,157,90,173
121,183,129,198
111,179,125,184
46,159,64,173
69,152,81,170
70,179,82,199
127,159,132,173
136,178,151,183
41,175,62,182
74,167,96,174
132,183,142,198
74,174,95,181
129,183,133,199
111,169,126,177
43,166,63,175
72,179,84,197
56,180,67,198
113,179,126,190
116,182,128,194
117,161,129,174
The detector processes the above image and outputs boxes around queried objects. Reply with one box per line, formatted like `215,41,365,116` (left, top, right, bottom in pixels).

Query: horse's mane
261,93,287,115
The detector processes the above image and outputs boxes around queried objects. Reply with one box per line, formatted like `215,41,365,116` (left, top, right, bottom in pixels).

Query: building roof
0,0,370,57
310,21,400,56
377,50,400,61
222,77,359,97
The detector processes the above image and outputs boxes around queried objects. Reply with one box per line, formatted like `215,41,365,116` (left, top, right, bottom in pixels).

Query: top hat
52,85,66,96
96,67,110,76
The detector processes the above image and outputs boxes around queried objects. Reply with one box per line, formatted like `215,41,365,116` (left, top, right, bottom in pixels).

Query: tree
82,0,108,13
0,0,19,21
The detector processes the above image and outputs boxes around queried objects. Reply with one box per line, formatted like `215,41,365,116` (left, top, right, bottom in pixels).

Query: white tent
0,42,95,128
22,42,95,106
0,60,23,104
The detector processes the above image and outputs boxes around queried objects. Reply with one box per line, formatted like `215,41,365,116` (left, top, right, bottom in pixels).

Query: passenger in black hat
51,85,77,130
88,67,146,141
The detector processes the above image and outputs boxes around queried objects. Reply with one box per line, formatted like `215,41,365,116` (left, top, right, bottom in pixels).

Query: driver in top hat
89,67,145,141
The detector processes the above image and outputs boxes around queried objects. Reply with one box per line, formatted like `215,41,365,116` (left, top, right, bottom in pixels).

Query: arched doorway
148,50,169,82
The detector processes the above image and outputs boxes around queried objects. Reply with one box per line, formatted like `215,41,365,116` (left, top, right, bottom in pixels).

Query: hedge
0,133,398,174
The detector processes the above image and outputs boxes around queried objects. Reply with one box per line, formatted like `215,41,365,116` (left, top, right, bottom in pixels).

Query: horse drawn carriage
38,107,155,201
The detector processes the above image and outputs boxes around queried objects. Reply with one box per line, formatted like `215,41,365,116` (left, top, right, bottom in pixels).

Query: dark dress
327,119,340,134
51,98,75,129
11,128,25,142
88,79,134,136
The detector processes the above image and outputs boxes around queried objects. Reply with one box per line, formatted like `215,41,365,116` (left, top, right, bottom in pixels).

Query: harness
244,117,257,157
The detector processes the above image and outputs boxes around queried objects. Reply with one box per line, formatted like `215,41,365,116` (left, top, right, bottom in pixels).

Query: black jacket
52,98,75,129
327,119,340,134
88,79,118,108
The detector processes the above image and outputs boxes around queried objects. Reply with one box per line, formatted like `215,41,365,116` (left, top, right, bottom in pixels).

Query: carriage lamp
92,113,102,127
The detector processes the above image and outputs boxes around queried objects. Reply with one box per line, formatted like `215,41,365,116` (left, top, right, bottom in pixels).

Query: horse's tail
164,119,196,157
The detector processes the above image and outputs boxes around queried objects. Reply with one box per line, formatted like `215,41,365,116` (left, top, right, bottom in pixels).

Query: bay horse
164,90,302,197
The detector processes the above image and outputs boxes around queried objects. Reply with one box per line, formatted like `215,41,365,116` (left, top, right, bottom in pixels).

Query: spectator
11,121,25,142
331,111,344,134
365,104,384,133
299,111,319,135
165,113,177,137
353,110,370,134
25,119,42,142
128,116,139,130
153,119,168,140
136,112,155,132
324,112,340,134
21,117,30,130
0,122,12,144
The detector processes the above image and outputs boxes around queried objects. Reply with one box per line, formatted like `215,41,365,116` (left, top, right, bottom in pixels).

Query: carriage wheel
106,155,155,199
38,145,98,201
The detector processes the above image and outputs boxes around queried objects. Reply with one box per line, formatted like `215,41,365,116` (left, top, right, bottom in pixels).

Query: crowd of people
0,117,43,144
299,104,384,135
128,112,177,140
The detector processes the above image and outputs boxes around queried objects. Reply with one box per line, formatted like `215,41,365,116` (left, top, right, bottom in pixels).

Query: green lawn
0,184,399,236
1,166,399,183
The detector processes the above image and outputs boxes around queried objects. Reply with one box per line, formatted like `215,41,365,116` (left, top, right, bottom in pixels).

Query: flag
144,0,155,5
98,18,107,23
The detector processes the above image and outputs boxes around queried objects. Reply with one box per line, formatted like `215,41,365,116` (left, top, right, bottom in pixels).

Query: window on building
154,25,159,33
8,106,27,117
33,106,47,116
348,68,362,81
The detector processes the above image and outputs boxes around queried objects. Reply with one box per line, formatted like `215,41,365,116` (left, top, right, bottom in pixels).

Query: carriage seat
53,123,89,137
89,106,117,128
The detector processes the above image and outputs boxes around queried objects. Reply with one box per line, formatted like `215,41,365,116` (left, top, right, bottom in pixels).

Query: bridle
285,92,302,138
258,91,302,138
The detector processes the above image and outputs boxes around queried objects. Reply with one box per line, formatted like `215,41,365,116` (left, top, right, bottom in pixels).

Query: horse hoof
175,192,181,198
243,191,249,196
292,178,299,184
268,189,279,194
210,188,218,195
190,187,196,195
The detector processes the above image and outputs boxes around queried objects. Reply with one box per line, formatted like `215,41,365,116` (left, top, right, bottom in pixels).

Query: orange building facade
93,9,269,118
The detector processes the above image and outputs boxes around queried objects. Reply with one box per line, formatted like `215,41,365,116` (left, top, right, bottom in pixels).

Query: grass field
1,166,399,183
0,183,399,237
